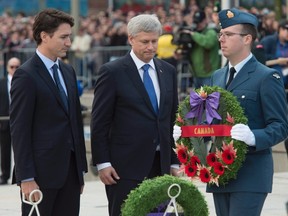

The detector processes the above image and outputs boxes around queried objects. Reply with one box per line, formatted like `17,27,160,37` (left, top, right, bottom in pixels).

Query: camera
172,25,196,58
173,26,196,46
172,10,206,58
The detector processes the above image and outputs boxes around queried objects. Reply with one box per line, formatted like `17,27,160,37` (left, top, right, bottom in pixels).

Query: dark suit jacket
10,54,87,188
90,53,179,180
208,56,288,193
0,78,10,131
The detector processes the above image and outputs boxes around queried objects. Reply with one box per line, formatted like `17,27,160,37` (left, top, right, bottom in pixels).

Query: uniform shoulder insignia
272,73,281,79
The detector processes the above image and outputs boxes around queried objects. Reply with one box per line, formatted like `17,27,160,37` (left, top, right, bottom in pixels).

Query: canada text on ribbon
181,125,232,137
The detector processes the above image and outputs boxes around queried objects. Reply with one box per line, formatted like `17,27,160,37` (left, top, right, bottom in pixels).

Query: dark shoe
0,177,8,185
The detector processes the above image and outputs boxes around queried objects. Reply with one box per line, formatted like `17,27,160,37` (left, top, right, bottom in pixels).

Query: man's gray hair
127,14,162,37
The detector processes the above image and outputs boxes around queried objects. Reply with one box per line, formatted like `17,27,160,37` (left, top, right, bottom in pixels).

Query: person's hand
173,125,182,141
98,166,120,185
21,180,40,202
277,57,288,65
231,124,255,146
181,29,191,34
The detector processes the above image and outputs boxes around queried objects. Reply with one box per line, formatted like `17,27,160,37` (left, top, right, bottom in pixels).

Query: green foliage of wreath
176,86,248,186
121,175,209,216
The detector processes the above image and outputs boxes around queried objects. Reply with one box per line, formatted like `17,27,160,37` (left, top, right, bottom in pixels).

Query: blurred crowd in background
0,0,286,90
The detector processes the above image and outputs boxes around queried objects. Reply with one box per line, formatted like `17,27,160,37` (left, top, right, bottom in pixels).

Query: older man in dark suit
0,57,20,185
10,9,87,216
90,14,179,216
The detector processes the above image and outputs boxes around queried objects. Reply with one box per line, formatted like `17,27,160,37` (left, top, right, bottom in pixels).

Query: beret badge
226,10,234,18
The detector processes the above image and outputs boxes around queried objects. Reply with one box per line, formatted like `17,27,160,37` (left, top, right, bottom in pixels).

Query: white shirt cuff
97,162,112,171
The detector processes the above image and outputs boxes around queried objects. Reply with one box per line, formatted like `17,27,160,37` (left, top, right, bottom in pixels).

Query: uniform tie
226,67,236,89
52,64,68,111
142,64,158,114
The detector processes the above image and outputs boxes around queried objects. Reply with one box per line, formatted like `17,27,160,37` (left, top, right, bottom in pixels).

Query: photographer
181,10,220,89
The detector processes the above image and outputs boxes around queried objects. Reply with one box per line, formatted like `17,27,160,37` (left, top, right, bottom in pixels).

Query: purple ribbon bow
185,91,222,124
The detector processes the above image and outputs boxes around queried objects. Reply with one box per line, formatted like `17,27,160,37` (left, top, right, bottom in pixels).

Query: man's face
128,31,159,63
279,27,288,42
7,58,20,76
41,23,72,61
195,18,207,31
218,24,249,60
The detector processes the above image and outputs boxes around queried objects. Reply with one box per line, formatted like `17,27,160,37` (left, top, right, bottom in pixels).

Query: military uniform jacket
207,56,288,193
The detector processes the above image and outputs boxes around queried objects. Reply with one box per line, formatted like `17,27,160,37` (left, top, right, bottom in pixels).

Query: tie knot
52,64,58,71
142,64,150,72
226,67,236,88
230,67,236,75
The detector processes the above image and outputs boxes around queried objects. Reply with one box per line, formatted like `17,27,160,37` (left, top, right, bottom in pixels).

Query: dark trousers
106,151,161,216
0,129,11,181
213,192,267,216
21,153,81,216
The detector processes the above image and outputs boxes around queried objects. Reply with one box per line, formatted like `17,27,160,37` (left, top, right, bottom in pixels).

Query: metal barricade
67,46,130,89
0,46,131,90
0,46,194,97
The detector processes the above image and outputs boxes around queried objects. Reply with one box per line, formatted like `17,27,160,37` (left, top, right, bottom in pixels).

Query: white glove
173,125,182,141
231,124,255,146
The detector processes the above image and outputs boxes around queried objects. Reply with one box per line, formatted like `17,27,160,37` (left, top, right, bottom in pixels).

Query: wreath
121,175,209,216
175,86,248,186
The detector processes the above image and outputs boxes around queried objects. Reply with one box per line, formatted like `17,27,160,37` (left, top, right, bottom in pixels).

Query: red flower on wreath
199,166,211,183
213,162,225,175
175,143,188,163
220,141,237,165
207,153,217,166
222,150,235,165
190,155,201,166
185,163,197,177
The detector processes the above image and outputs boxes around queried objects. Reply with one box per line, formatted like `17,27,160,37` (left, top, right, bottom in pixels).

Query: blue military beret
218,8,258,29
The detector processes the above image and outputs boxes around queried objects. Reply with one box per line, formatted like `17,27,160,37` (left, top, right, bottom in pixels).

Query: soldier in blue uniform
208,8,288,216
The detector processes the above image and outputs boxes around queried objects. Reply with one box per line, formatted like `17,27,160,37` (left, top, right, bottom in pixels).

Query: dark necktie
226,67,236,89
142,64,158,114
52,64,68,111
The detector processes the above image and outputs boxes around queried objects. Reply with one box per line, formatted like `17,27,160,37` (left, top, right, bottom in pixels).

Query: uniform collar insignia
272,73,280,79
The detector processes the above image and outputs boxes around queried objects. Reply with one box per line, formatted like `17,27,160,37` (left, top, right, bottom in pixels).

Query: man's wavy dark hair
32,8,74,45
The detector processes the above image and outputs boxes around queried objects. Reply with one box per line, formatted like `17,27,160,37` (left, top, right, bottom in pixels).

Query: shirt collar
130,50,155,71
7,74,12,84
36,49,59,70
229,53,253,73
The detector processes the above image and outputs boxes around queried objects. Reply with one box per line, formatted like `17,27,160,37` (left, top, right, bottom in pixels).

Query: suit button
153,139,157,144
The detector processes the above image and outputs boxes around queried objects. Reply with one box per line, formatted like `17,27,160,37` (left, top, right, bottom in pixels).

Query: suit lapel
33,55,69,114
227,57,257,91
59,61,74,114
212,66,227,88
220,66,229,89
124,54,158,116
154,59,165,115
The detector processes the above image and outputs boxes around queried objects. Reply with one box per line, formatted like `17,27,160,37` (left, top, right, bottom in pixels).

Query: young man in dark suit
10,9,87,216
90,14,180,216
0,57,20,185
208,8,288,216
